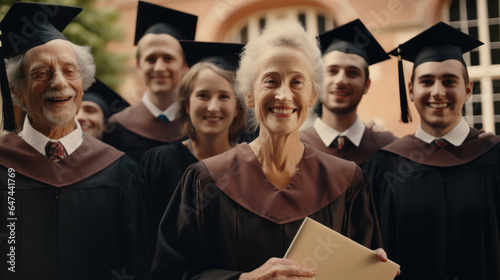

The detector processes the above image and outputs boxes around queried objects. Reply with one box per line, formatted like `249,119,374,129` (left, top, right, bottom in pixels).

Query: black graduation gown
141,141,198,224
364,128,500,280
103,101,185,162
0,134,153,280
300,126,397,167
150,143,383,280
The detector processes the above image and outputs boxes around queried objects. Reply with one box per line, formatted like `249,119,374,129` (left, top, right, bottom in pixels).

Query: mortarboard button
134,1,197,45
388,22,483,123
83,79,129,119
180,41,244,72
0,2,82,132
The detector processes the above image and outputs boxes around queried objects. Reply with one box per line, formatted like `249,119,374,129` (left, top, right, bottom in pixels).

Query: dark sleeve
342,166,383,250
102,120,124,150
363,152,400,256
141,144,199,226
363,151,399,231
118,158,155,280
149,163,242,280
140,147,169,225
363,154,384,222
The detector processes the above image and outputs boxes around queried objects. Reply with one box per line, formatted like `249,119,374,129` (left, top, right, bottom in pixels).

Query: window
225,6,335,44
448,0,500,134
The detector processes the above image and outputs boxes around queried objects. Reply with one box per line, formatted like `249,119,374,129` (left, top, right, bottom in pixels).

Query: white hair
236,22,324,99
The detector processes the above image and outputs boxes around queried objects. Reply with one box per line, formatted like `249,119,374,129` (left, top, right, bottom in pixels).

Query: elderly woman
150,22,386,280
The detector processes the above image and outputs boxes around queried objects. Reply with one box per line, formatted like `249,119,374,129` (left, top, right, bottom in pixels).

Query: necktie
335,136,347,150
158,114,169,122
45,141,65,162
433,138,448,148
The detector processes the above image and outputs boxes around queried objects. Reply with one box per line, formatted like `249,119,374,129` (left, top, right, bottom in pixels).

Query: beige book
284,217,399,280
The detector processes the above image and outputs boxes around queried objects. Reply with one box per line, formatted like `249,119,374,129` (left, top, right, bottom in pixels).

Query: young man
0,3,152,279
103,1,197,162
364,22,500,280
76,79,129,139
300,19,397,167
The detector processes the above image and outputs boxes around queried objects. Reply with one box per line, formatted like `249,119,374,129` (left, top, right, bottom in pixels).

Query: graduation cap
134,1,197,45
180,41,244,71
83,79,130,119
388,21,483,123
317,19,390,65
0,2,82,132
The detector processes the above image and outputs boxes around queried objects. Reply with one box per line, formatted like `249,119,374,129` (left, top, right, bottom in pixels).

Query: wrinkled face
248,46,316,136
137,33,188,95
321,51,370,115
186,68,239,138
409,59,472,135
76,101,105,139
21,39,83,129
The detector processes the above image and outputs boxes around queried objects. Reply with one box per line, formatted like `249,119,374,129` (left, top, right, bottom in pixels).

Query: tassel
397,46,412,123
0,31,16,132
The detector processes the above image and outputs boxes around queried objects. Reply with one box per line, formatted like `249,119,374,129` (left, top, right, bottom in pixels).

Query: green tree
0,0,127,89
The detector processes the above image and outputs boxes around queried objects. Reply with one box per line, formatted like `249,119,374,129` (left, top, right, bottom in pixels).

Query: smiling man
102,1,197,162
300,19,397,167
364,22,500,280
0,3,152,279
76,79,129,139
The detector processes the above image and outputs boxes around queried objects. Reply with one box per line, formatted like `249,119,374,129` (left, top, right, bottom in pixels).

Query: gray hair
236,22,324,100
71,42,96,90
6,40,96,107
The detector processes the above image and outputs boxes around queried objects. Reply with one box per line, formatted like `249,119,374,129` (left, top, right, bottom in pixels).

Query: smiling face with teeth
409,59,472,136
321,51,370,116
76,101,106,139
137,34,188,102
186,67,239,140
20,39,83,135
248,46,316,136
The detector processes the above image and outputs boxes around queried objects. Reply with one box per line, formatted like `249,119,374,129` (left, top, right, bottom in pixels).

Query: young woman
141,42,246,224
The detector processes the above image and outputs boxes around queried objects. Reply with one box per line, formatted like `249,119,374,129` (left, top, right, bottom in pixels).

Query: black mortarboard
0,2,82,132
83,79,130,119
180,41,244,71
388,21,483,123
317,19,390,65
134,1,197,45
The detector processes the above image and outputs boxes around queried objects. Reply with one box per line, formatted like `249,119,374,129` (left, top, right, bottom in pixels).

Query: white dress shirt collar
18,116,84,156
142,93,178,121
313,116,365,147
414,117,470,146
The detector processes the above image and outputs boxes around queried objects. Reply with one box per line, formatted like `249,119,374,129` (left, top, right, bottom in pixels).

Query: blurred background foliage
0,0,128,90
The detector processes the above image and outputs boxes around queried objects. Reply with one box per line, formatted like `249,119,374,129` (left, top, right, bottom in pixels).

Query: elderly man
103,1,197,162
0,3,152,280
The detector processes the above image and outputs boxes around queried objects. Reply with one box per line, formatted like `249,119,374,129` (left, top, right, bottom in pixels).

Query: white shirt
18,116,84,156
414,117,470,146
313,116,365,147
142,93,178,121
